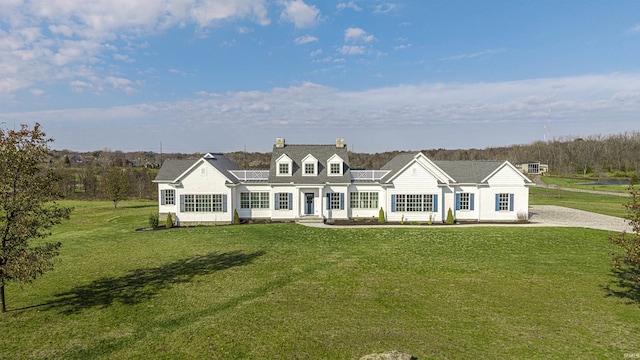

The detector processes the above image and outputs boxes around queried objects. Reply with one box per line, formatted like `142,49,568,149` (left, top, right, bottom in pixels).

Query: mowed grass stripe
1,201,639,359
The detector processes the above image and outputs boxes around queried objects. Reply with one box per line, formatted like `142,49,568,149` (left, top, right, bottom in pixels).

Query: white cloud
337,2,361,12
373,3,399,14
440,49,505,61
237,26,254,34
294,35,318,45
4,73,639,152
344,27,375,43
339,45,365,55
310,49,323,57
280,0,321,29
0,0,272,96
627,23,640,33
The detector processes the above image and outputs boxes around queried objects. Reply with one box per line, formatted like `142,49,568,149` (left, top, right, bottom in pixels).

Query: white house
153,138,533,225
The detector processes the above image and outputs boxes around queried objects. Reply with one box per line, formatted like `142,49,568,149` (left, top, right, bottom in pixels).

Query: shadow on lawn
603,267,640,305
44,250,265,314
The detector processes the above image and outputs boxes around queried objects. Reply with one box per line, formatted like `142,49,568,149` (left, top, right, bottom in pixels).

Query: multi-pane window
181,194,225,212
497,193,510,211
278,163,290,175
328,193,341,210
395,194,434,212
528,163,539,174
277,193,290,210
458,193,470,210
183,194,195,212
241,192,269,209
196,194,211,212
350,192,379,209
304,163,315,175
330,163,341,175
161,189,175,205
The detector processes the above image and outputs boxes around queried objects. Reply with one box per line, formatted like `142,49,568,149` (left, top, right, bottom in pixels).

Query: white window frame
350,192,379,209
328,193,341,210
498,193,510,211
396,194,434,212
241,192,270,209
161,189,175,205
277,193,290,210
459,192,470,210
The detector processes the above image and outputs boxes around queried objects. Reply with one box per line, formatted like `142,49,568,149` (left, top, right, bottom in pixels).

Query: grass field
539,176,631,194
1,200,639,359
530,187,628,218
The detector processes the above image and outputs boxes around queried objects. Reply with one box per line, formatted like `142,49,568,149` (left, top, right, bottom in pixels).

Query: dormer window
301,154,318,176
276,154,293,176
327,154,344,176
305,163,315,175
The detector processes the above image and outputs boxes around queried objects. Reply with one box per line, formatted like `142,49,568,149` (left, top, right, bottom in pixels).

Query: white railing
229,170,269,181
350,170,390,181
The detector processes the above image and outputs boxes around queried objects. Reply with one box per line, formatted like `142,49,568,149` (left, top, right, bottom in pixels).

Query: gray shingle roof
154,159,195,182
380,152,418,183
268,144,351,184
380,152,506,184
154,153,240,183
434,160,504,184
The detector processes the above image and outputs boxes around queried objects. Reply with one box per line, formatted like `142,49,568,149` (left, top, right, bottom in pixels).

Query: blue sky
1,0,640,153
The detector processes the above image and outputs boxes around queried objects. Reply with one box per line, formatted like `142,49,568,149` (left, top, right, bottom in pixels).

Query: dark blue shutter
339,193,344,210
180,195,185,212
274,193,279,210
470,193,475,211
223,195,227,212
327,193,331,210
161,190,165,205
455,193,460,210
509,194,514,211
495,194,500,211
433,194,438,212
391,194,396,212
289,193,293,210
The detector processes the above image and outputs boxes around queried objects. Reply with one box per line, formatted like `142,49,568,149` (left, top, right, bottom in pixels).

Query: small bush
428,215,433,225
165,213,173,229
445,208,455,225
233,209,240,225
149,213,159,228
378,208,385,223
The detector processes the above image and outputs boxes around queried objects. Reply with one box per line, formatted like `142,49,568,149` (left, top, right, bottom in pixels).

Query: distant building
516,161,549,175
154,138,533,225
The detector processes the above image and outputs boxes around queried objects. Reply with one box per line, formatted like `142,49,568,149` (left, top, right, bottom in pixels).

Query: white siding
387,162,441,222
271,185,297,220
323,185,349,220
175,161,233,225
235,184,273,219
347,184,383,219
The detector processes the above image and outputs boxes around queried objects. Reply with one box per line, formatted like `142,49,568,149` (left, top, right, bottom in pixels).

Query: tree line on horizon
49,130,640,202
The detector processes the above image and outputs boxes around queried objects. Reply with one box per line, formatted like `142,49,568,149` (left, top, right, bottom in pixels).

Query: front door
305,193,314,215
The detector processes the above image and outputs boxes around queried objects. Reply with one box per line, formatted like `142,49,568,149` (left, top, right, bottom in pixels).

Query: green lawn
1,201,639,359
540,176,631,194
530,187,628,218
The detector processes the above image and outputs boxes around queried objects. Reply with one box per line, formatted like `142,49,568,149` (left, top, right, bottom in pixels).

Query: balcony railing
350,170,390,181
229,170,269,181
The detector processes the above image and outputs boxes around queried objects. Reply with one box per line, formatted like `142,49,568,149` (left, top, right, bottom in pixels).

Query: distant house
154,138,533,225
516,161,549,175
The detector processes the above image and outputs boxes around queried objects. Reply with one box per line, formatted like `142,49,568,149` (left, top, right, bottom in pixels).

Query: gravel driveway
528,205,632,233
303,205,632,233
